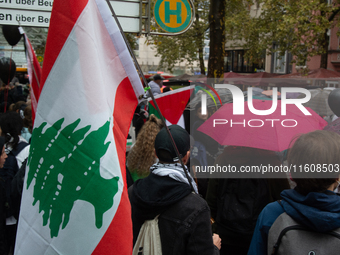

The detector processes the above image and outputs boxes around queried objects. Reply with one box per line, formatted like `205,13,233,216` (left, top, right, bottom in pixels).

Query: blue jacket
247,189,340,255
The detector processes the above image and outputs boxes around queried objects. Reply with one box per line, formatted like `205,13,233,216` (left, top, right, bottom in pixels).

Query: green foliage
125,33,139,51
27,118,118,237
225,0,340,67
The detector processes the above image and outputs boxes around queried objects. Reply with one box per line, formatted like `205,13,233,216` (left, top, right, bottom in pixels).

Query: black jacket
0,178,7,254
129,173,219,255
206,178,290,249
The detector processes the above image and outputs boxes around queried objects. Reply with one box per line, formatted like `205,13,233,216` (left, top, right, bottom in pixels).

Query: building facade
135,36,209,76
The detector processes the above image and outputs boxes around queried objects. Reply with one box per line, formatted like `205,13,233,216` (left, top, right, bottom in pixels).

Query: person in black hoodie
129,125,221,255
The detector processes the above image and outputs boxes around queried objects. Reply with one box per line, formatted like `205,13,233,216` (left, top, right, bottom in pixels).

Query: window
224,50,265,73
237,51,243,71
204,46,210,60
273,51,287,74
225,51,232,72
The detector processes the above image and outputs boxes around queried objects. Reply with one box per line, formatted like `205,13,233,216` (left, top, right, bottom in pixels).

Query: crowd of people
0,72,340,255
0,73,32,255
126,74,340,254
127,109,340,254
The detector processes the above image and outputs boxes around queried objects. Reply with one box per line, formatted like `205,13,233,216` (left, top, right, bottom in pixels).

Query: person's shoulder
259,200,284,216
160,192,209,224
258,200,285,227
178,192,209,210
187,192,207,202
15,141,30,155
263,200,284,213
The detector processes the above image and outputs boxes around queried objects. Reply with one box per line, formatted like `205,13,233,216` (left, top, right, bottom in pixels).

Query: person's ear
182,150,190,165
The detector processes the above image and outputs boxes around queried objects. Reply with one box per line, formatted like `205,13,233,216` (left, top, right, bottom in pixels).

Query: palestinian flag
148,86,193,128
15,0,144,254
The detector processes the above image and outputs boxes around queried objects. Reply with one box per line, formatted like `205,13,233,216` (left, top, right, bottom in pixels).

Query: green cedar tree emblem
27,118,119,238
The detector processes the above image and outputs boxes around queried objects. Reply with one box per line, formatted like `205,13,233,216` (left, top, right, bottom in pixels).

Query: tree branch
329,7,340,22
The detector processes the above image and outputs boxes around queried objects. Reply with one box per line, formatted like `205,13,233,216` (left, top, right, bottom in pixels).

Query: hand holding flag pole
104,0,196,193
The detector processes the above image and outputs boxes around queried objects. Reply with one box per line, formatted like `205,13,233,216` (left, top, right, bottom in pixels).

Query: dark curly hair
0,111,24,150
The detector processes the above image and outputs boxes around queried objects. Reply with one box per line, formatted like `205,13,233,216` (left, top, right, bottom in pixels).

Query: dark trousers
219,235,251,255
5,224,17,255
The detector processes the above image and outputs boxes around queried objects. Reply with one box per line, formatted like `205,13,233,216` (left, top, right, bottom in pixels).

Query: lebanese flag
148,86,193,128
23,32,42,122
15,0,144,254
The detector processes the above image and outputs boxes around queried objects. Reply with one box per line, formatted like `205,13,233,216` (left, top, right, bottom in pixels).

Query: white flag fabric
15,0,144,254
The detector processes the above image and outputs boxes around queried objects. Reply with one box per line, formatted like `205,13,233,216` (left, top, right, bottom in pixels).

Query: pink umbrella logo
197,97,328,151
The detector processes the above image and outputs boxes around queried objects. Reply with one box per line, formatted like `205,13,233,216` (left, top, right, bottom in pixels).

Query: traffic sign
0,9,51,27
37,55,43,62
154,0,192,33
0,0,53,11
0,0,141,32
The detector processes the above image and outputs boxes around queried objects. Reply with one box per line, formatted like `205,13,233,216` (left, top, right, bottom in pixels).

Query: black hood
130,173,192,221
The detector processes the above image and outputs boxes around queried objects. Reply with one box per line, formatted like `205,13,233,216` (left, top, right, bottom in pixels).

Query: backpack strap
2,141,29,218
6,141,29,177
10,141,29,157
271,220,308,255
10,157,28,220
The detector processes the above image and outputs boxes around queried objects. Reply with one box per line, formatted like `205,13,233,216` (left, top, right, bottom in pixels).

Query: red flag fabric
148,86,194,124
23,33,42,122
15,0,144,254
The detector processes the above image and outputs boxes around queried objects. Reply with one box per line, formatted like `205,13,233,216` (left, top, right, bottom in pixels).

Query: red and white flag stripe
15,0,144,254
23,34,42,122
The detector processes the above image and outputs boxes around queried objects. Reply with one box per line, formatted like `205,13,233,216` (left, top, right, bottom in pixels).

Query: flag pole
105,0,196,193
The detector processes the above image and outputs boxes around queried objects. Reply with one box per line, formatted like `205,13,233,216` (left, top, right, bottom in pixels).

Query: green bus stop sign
154,0,192,33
